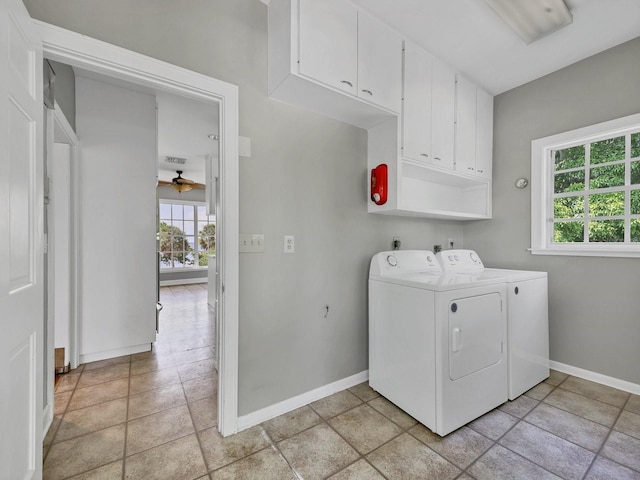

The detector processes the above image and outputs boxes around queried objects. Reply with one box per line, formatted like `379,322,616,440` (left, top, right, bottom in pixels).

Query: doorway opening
38,21,239,436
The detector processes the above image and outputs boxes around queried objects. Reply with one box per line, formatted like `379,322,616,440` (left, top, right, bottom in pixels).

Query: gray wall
25,0,464,415
48,59,75,131
465,37,640,385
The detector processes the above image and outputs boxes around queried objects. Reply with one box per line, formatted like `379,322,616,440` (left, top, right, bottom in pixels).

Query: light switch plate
239,233,264,252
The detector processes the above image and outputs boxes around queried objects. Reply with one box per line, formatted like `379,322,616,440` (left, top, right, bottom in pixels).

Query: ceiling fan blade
174,177,195,185
158,180,173,186
192,182,206,189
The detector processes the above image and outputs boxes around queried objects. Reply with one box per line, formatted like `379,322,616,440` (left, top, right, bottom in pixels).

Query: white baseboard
160,278,207,287
550,360,640,395
237,370,369,432
79,343,152,365
42,403,53,441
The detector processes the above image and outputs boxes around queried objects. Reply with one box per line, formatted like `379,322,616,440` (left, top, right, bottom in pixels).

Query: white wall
51,143,71,364
76,75,157,362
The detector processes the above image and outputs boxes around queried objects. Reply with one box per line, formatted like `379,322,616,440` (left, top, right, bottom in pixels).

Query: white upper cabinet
430,57,456,170
298,0,357,96
357,11,403,113
455,75,477,175
455,74,494,178
402,43,455,171
268,0,495,220
476,87,494,178
402,41,433,163
268,0,402,128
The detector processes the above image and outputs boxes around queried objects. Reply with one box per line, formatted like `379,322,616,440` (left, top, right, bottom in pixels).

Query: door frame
34,20,240,436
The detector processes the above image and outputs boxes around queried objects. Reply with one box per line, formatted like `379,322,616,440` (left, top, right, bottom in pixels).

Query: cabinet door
298,0,357,95
357,11,403,113
431,58,455,169
476,87,494,178
402,41,432,163
455,74,477,175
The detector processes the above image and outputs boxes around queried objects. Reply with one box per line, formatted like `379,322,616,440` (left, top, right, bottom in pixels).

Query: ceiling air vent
165,156,187,165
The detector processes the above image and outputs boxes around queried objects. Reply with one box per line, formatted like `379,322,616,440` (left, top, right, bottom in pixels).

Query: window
159,201,215,269
531,112,640,257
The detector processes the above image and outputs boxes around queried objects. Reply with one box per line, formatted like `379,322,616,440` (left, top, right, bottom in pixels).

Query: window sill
529,247,640,258
160,267,209,272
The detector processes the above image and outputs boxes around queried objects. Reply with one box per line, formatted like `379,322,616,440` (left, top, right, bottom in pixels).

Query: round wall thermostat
515,178,529,188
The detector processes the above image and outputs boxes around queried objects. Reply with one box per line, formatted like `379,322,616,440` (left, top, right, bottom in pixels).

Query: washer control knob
470,252,478,262
448,255,453,261
426,255,433,263
454,255,459,261
386,255,398,267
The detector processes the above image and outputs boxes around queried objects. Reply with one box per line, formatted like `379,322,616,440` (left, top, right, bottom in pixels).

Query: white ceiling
348,0,640,95
156,92,219,185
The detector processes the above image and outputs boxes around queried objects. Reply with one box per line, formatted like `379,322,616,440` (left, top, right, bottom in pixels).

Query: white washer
369,250,509,436
485,268,549,399
437,250,549,400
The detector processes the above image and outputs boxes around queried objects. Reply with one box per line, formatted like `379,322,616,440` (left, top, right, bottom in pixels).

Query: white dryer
369,250,508,436
437,250,549,400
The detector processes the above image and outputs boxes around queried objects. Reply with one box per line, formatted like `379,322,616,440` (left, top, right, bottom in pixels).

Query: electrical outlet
284,235,295,253
239,233,265,252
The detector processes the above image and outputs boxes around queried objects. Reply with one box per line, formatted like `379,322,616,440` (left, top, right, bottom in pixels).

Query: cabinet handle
361,89,373,96
340,80,353,87
467,167,474,171
420,153,429,158
477,169,484,173
434,157,441,161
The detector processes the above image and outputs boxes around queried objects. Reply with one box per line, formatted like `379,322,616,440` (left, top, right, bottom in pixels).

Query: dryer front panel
448,292,503,381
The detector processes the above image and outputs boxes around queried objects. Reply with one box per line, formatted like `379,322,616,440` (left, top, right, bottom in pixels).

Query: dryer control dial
386,255,398,267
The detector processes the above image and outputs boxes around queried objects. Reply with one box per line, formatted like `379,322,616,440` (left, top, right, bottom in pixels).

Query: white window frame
531,112,640,258
158,199,215,270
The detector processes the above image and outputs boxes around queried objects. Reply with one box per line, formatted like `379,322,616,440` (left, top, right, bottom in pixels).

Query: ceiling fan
158,170,205,192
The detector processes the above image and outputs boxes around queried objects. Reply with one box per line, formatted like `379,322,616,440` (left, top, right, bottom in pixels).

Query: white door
431,57,456,170
448,292,503,381
402,41,432,163
475,87,494,179
454,74,477,175
0,0,44,478
298,0,357,95
356,10,402,113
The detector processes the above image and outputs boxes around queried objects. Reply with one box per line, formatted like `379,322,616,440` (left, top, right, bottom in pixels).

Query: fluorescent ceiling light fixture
485,0,572,44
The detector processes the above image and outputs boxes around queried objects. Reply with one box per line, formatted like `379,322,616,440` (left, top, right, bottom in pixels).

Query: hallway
44,284,218,479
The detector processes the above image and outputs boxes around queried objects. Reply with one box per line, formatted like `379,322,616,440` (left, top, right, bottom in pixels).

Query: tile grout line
121,357,132,480
461,381,560,479
579,391,635,480
185,368,213,477
260,425,305,479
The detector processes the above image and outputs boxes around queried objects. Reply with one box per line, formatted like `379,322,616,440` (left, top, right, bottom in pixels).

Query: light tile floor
43,284,640,479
